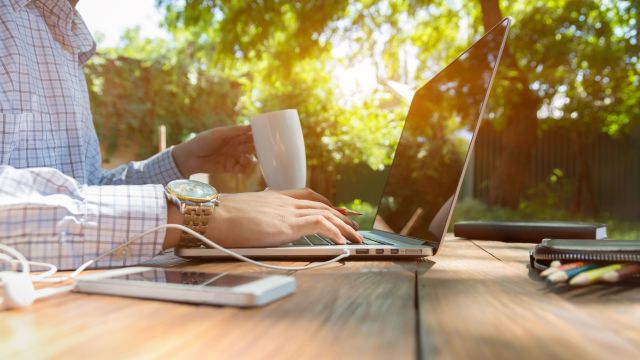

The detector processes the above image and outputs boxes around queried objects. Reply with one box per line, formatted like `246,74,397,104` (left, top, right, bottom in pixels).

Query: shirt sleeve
0,165,168,270
97,147,184,186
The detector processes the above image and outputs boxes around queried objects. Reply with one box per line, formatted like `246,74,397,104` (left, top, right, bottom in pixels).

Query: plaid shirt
0,0,184,269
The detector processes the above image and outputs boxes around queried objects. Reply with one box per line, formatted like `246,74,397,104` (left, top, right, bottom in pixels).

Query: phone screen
109,269,261,288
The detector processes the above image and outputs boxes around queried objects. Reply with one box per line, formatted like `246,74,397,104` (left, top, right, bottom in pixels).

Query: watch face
167,180,217,202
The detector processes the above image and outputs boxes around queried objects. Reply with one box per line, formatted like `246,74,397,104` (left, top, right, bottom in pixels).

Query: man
0,0,361,269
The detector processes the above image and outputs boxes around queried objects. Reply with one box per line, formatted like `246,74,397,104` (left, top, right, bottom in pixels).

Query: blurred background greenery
82,0,640,239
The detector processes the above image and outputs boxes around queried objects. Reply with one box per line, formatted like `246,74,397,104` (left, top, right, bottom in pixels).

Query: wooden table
2,237,640,359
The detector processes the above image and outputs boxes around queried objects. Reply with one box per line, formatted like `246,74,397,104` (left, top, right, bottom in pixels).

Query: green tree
155,0,410,197
484,0,640,213
91,0,640,211
85,27,241,160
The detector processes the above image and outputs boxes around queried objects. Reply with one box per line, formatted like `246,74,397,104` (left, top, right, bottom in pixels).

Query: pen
601,263,640,283
546,263,599,284
569,264,623,286
540,261,588,278
333,207,363,216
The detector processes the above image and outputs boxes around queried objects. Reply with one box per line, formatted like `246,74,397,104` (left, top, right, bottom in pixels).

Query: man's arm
0,165,177,270
0,165,363,269
96,125,254,187
97,148,184,186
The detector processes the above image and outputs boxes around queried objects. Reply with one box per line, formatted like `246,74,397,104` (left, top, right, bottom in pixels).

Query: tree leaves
92,0,640,168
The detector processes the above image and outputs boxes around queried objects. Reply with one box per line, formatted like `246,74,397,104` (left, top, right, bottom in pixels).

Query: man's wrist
171,142,196,178
163,198,184,249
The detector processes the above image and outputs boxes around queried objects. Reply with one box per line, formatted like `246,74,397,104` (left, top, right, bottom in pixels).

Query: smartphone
75,267,296,307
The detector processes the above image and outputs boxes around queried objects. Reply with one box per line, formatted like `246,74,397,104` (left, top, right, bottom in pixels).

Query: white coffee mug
251,109,307,190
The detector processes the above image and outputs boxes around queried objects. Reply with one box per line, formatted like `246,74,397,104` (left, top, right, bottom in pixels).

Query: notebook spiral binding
532,252,640,263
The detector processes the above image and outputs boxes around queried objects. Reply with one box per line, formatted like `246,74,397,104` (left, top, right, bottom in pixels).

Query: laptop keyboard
290,234,391,246
291,234,331,246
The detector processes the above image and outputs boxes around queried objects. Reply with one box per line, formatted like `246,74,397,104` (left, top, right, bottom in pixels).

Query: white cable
167,224,350,271
34,285,76,299
0,258,58,281
26,261,58,280
71,224,350,278
29,275,70,284
0,243,30,274
2,224,350,286
0,245,61,283
1,222,348,308
0,253,18,271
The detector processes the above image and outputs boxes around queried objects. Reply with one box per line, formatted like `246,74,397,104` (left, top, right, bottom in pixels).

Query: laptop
177,17,511,260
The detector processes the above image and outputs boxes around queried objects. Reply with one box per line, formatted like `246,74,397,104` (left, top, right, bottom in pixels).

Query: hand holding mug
172,125,255,177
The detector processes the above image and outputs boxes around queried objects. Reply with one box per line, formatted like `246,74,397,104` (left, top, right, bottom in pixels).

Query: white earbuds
0,244,74,310
0,271,37,309
1,243,37,310
0,271,74,310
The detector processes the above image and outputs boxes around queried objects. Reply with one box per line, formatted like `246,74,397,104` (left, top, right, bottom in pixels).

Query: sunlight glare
331,60,379,107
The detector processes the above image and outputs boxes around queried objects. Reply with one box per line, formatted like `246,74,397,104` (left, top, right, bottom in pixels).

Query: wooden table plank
418,239,640,359
5,239,640,359
474,240,640,347
1,258,417,360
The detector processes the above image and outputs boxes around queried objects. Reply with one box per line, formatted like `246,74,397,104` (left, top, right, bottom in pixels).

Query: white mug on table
251,109,307,190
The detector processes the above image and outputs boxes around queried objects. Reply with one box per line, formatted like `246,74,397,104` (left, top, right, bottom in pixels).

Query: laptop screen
374,18,510,248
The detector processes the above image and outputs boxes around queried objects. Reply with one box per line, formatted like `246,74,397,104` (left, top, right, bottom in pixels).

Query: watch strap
178,205,213,248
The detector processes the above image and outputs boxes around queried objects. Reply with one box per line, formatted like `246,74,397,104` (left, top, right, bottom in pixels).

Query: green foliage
518,168,577,216
153,0,412,170
315,91,405,171
497,0,640,136
338,199,377,230
160,0,350,74
84,0,640,223
85,28,241,159
152,0,640,164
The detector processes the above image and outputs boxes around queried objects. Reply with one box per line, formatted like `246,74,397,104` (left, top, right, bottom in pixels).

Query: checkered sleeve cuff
83,184,167,268
98,147,185,186
140,147,185,185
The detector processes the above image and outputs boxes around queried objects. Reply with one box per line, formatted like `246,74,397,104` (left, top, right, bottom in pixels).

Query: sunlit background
77,0,640,239
78,0,169,47
79,0,384,106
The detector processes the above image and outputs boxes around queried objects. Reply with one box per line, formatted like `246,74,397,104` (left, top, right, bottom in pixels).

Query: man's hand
164,188,362,249
206,190,363,247
172,125,254,177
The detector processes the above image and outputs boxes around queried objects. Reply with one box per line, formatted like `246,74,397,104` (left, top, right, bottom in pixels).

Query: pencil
540,261,588,278
550,260,562,268
569,264,623,286
545,263,599,284
601,263,640,283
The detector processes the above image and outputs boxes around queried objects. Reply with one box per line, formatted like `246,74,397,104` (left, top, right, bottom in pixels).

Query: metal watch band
177,205,213,248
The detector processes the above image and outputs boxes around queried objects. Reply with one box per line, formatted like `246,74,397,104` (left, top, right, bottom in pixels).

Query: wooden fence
468,123,640,220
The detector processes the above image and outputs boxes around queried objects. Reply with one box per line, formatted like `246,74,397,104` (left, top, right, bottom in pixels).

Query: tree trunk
479,0,502,30
479,0,541,208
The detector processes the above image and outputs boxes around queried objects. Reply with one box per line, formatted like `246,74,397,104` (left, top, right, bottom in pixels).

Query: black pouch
530,239,640,271
455,221,607,243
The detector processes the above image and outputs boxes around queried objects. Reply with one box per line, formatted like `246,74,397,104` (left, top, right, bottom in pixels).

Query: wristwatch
165,179,220,248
